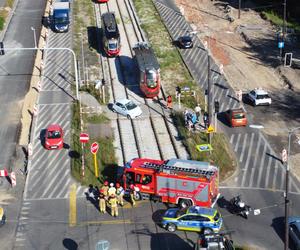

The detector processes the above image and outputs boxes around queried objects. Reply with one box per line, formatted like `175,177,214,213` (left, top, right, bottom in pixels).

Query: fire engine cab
122,158,219,208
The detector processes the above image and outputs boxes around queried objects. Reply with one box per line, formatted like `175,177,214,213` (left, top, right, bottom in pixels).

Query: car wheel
133,191,142,201
112,108,116,113
203,228,213,234
127,115,131,119
167,223,176,232
179,199,192,209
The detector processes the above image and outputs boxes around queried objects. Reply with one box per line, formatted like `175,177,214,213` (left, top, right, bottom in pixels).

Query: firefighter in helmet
108,183,116,197
109,194,118,217
116,183,124,206
101,181,109,199
98,189,106,213
129,184,136,206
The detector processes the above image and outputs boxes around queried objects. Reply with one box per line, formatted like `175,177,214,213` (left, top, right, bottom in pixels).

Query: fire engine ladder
142,162,216,178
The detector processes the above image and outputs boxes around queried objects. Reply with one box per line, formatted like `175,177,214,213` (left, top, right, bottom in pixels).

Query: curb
18,0,53,146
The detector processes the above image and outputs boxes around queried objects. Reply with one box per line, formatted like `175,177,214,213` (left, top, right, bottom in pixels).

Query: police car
247,88,271,106
161,206,222,234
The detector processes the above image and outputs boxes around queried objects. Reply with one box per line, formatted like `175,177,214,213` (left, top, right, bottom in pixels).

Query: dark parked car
289,217,300,250
178,35,193,49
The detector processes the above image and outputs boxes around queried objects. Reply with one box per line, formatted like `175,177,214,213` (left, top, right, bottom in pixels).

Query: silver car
112,99,142,119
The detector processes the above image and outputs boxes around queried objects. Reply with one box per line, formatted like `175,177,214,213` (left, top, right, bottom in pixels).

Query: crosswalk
154,0,300,194
24,26,85,200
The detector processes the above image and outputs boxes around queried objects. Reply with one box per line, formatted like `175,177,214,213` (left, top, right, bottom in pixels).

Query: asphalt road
0,0,46,179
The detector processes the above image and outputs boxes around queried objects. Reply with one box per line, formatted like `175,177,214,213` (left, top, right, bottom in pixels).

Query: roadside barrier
0,168,8,177
33,104,38,117
10,172,16,187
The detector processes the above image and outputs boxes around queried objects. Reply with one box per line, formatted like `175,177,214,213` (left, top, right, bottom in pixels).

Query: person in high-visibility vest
116,183,124,206
98,189,106,213
166,95,173,109
129,184,136,206
101,181,109,199
109,194,118,217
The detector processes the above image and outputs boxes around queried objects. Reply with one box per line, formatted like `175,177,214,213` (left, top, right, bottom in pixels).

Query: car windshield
182,36,192,42
55,17,68,25
257,94,270,99
48,130,61,139
213,212,220,221
233,113,245,119
125,101,137,110
176,209,186,218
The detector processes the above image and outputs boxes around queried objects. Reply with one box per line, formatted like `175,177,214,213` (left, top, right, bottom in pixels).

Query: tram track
93,1,190,249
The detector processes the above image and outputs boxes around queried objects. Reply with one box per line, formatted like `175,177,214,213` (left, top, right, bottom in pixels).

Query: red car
225,108,247,127
44,124,64,150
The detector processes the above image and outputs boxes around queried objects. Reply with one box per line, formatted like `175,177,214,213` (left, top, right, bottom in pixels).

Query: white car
112,99,142,119
247,89,271,106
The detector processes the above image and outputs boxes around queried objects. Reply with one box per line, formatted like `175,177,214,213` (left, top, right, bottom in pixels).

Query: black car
178,36,193,49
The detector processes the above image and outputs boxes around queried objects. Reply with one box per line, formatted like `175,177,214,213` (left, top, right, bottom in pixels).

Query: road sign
281,148,288,162
80,133,89,143
0,169,8,177
90,142,99,154
10,171,16,187
196,144,213,152
206,125,215,133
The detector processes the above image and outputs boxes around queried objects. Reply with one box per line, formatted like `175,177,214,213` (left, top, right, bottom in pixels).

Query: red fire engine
122,158,219,208
133,42,160,98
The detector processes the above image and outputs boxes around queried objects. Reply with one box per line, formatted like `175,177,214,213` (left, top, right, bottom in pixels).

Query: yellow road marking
80,219,132,226
69,184,77,227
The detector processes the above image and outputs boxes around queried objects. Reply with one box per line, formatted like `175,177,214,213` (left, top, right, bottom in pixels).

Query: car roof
47,124,62,130
180,36,192,40
230,108,245,114
115,98,131,105
289,216,300,226
252,88,268,95
187,206,216,216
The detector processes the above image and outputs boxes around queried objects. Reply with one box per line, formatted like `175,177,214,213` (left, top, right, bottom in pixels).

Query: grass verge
261,10,300,33
133,0,236,180
70,102,117,187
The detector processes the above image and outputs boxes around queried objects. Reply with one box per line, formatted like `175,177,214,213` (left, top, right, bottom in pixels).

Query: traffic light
214,100,220,113
0,42,4,55
284,53,293,67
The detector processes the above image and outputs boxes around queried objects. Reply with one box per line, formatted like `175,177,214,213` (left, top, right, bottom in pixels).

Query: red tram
133,42,160,98
101,12,120,57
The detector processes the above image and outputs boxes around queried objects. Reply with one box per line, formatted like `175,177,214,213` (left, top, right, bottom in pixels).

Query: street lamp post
31,27,37,48
2,47,79,99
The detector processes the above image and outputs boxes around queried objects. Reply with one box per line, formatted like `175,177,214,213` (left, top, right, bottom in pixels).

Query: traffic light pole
0,46,79,99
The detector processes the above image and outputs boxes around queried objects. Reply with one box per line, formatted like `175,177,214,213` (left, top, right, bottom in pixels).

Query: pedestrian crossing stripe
206,125,214,133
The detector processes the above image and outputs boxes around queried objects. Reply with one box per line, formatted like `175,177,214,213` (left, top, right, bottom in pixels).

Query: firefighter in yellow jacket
116,183,124,206
98,189,106,213
109,194,118,217
101,181,109,198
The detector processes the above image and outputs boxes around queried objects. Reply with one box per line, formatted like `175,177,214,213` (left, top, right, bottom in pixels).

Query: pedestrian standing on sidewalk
98,189,106,213
166,95,173,109
109,194,118,217
195,104,201,121
116,183,124,206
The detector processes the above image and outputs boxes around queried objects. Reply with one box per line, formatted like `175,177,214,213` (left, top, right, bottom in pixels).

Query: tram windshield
108,41,118,50
125,101,138,110
146,70,157,88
